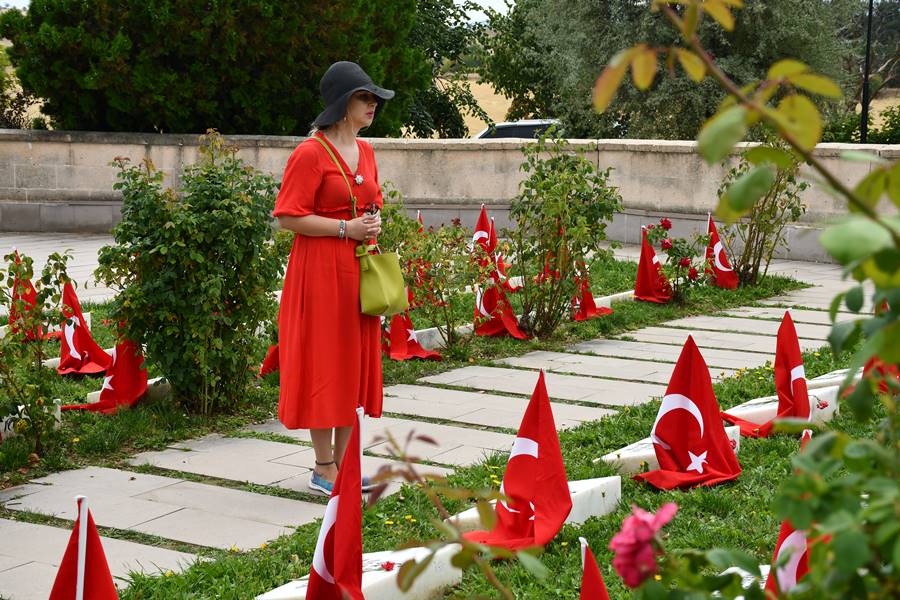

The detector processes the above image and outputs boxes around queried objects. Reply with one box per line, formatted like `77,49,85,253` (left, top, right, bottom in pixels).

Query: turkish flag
634,228,672,303
705,216,739,289
580,538,610,600
306,408,364,600
57,282,111,375
464,371,572,549
62,339,148,415
572,264,613,322
388,312,441,361
722,311,810,438
473,204,492,253
7,250,47,340
490,218,520,293
48,496,119,600
764,519,809,596
634,336,742,489
416,210,424,232
258,344,279,376
474,283,529,340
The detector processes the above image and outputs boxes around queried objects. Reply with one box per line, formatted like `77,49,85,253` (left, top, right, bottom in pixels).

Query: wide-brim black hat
313,61,395,128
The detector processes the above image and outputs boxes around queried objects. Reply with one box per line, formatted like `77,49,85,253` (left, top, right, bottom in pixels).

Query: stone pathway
0,234,859,599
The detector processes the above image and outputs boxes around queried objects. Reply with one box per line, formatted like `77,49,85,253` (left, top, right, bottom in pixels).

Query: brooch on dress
354,174,365,185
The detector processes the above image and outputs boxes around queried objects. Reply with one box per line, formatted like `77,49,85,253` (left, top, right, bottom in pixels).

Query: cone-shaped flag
62,339,148,415
388,312,441,361
48,496,119,600
634,336,742,489
764,519,809,597
722,311,810,438
464,371,572,549
258,344,279,376
572,264,613,322
579,537,610,600
306,408,364,600
8,250,45,339
474,283,529,340
634,228,672,303
705,215,739,290
490,218,520,293
473,204,492,252
416,210,424,232
57,283,111,375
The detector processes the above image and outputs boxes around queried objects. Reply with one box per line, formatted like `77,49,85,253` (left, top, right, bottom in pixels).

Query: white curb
85,377,170,404
597,427,742,474
256,544,463,600
722,386,839,427
445,476,622,533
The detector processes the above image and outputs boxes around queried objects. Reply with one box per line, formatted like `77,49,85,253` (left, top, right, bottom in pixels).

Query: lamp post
860,0,874,143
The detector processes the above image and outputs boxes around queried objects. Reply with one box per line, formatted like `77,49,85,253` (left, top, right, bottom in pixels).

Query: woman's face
346,91,379,129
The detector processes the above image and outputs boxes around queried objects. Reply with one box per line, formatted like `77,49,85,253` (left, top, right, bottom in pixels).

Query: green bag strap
312,134,357,219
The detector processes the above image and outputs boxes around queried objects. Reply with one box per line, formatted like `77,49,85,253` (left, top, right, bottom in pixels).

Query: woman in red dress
273,62,394,494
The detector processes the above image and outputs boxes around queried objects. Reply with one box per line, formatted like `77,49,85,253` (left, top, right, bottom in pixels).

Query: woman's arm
278,214,381,241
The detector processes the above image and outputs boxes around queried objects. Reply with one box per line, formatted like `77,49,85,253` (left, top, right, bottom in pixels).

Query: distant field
463,74,512,137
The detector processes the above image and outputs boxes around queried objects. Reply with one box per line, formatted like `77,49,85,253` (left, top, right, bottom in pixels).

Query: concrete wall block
0,203,42,231
28,141,71,166
145,145,183,172
72,143,147,167
0,163,13,189
57,165,119,192
256,146,294,177
38,203,114,233
14,164,56,189
0,142,34,165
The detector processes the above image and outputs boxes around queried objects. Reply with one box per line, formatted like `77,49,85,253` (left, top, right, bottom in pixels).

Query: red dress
273,133,383,429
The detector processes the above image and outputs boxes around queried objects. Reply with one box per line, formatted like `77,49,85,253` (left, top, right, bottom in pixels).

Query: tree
405,0,491,137
0,1,430,136
479,0,859,139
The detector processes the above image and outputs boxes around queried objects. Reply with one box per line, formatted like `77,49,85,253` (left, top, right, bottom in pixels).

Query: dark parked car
474,119,561,139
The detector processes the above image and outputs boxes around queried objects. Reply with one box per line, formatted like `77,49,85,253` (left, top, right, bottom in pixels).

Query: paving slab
661,316,832,341
721,306,855,325
383,384,615,430
0,518,197,600
420,366,666,407
760,288,874,312
622,326,827,354
568,338,772,370
496,351,732,384
0,466,324,550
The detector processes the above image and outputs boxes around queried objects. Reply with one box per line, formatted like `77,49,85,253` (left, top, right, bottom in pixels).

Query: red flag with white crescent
473,204,491,252
572,263,613,321
722,311,810,437
57,282,111,375
464,371,572,549
62,339,148,415
579,538,611,600
634,336,742,489
48,496,119,600
705,216,739,289
764,519,809,596
306,408,364,600
7,250,49,340
474,283,529,340
634,228,672,303
388,312,441,361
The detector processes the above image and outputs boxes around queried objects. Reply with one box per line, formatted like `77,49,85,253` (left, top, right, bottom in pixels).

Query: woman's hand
346,213,381,241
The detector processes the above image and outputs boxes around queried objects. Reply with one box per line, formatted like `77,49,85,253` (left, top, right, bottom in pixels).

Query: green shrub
506,131,622,338
0,1,428,136
96,131,284,415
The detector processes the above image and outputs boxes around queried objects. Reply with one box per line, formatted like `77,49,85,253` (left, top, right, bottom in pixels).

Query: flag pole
579,536,588,569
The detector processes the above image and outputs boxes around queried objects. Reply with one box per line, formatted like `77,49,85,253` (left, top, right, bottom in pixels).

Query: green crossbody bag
313,136,409,317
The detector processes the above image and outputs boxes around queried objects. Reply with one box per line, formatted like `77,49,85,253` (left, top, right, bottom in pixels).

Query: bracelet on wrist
338,219,346,239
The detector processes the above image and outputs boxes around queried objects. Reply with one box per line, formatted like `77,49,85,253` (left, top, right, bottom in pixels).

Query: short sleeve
273,142,322,218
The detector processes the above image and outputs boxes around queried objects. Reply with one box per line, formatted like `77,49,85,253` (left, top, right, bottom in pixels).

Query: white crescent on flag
650,393,705,450
499,437,538,517
472,231,489,244
774,529,807,592
790,365,806,384
713,242,733,272
64,315,82,360
474,287,491,317
311,495,339,584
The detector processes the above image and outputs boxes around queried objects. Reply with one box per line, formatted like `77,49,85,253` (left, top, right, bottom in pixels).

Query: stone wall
0,129,896,261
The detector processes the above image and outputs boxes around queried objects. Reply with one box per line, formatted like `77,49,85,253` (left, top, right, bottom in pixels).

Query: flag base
256,544,463,600
597,426,742,475
723,386,839,427
0,399,62,442
445,477,622,533
85,377,169,404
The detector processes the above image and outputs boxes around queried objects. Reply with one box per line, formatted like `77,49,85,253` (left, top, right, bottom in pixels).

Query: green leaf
853,170,888,210
893,536,900,571
593,49,633,112
775,95,822,150
829,292,845,323
703,0,735,30
632,46,657,90
744,146,795,169
476,499,496,530
828,320,859,356
516,550,549,579
840,150,888,164
768,59,809,79
888,162,900,207
819,216,893,265
706,548,761,577
831,530,871,574
397,552,436,591
788,73,842,98
845,285,864,313
725,164,775,213
698,105,748,164
676,48,706,82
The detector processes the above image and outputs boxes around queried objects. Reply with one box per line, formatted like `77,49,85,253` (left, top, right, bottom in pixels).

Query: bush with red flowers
645,217,708,303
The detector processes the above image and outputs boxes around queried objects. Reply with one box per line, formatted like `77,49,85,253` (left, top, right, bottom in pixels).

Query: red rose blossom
609,503,678,588
688,267,699,280
647,224,655,230
660,218,672,230
661,239,673,250
380,561,396,571
679,257,691,268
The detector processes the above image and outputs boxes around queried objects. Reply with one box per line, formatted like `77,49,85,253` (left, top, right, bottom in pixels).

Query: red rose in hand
679,257,690,268
688,267,699,280
659,218,672,230
661,238,673,250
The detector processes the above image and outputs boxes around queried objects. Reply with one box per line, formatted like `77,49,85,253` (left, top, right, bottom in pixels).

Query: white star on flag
406,328,418,343
100,375,113,392
686,450,707,474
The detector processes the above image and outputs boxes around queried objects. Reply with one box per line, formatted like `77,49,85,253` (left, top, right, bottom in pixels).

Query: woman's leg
333,425,354,468
310,428,339,481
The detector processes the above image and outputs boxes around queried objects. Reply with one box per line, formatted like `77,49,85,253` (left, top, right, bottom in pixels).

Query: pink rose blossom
609,503,677,588
679,257,691,268
660,218,672,230
661,238,673,250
